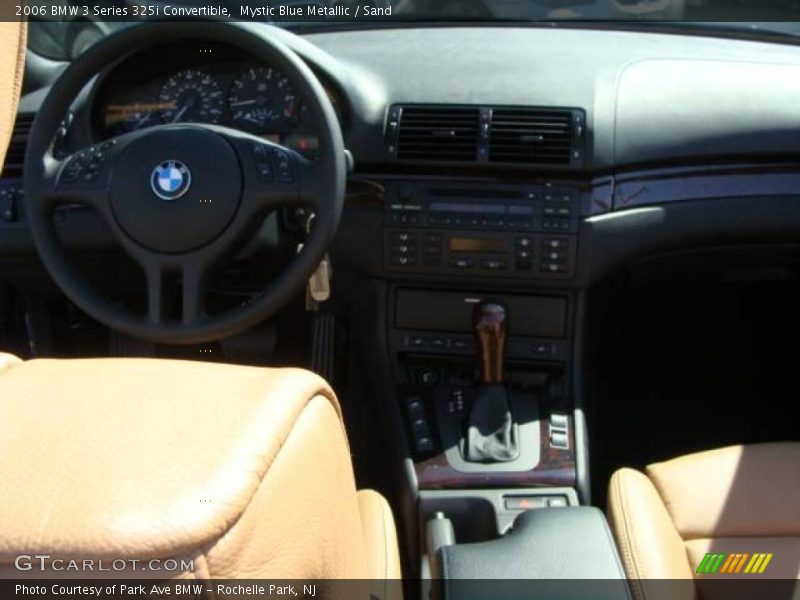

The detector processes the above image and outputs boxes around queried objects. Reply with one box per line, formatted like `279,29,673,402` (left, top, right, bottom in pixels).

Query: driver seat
0,24,401,588
0,21,26,166
0,354,402,590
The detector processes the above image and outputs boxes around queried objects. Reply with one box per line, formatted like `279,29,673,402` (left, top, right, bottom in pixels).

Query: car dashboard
4,22,800,576
5,24,800,283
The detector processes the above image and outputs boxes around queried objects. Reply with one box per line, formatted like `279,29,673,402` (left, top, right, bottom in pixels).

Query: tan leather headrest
0,21,26,168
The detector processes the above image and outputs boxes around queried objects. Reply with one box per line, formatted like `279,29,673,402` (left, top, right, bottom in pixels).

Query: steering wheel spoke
143,260,167,325
235,137,322,214
180,262,209,325
141,254,210,326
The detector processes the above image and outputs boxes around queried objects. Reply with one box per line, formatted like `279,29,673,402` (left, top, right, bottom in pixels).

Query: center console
378,178,622,587
381,180,587,550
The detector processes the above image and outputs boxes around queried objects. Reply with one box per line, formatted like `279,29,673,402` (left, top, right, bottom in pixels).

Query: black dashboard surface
19,24,800,172
293,25,800,170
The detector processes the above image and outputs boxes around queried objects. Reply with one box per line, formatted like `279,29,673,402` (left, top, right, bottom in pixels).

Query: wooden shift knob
473,301,507,384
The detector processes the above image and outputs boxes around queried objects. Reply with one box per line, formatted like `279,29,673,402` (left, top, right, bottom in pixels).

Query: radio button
391,256,417,266
541,262,565,273
508,217,532,229
391,231,416,242
429,338,446,349
390,213,420,225
541,238,568,249
465,217,480,228
481,259,508,271
449,258,475,269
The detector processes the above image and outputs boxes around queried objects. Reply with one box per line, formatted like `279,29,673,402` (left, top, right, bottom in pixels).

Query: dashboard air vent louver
2,113,34,179
489,109,575,165
397,107,480,161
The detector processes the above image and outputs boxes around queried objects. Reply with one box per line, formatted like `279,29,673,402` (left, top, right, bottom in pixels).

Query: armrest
438,507,631,599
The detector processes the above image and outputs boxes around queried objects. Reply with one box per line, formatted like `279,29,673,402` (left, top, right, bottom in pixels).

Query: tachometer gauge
229,67,298,133
159,70,225,125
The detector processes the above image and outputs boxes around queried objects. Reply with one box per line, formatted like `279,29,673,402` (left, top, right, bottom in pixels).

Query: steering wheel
24,22,345,344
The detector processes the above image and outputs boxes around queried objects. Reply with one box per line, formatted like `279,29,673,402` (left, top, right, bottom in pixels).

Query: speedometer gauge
159,70,225,125
228,68,298,133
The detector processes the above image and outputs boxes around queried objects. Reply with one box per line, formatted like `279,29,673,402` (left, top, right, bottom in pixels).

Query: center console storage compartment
431,508,631,600
395,289,567,338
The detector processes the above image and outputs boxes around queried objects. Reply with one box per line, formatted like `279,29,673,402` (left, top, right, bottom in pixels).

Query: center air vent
396,107,480,161
489,109,576,165
2,113,34,179
387,105,584,168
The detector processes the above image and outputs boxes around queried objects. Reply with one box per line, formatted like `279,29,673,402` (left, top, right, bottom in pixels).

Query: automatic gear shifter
463,301,520,463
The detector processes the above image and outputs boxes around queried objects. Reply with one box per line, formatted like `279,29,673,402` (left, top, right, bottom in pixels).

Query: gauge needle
172,105,189,123
231,100,259,107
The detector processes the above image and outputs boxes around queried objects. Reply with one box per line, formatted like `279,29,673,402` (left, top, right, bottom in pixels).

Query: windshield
23,0,800,61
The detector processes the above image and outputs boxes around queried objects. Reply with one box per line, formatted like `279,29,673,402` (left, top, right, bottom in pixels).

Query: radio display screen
430,202,507,214
450,238,509,253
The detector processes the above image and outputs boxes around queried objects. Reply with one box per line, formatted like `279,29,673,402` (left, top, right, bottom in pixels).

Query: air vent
489,109,575,165
396,107,480,161
2,113,34,179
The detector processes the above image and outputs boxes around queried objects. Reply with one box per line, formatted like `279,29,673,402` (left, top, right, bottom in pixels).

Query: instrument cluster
93,42,345,159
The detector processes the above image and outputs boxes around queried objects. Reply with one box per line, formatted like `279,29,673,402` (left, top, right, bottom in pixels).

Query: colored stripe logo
696,552,773,575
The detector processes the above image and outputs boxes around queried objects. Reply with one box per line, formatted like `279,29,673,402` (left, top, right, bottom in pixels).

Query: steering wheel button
277,164,294,183
257,162,274,182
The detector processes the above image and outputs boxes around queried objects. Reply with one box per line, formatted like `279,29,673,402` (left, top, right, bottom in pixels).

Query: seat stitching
613,471,646,600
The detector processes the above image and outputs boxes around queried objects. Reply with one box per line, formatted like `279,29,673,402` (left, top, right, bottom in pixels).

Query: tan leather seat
608,443,800,600
0,20,26,166
0,354,402,593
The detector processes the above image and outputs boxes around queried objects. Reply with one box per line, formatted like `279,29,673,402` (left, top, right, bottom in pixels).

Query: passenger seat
608,443,800,600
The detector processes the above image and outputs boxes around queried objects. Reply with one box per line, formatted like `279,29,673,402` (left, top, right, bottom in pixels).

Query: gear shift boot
462,301,521,463
463,384,520,462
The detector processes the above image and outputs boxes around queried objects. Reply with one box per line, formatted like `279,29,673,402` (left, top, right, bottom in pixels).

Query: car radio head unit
384,182,579,279
449,237,510,254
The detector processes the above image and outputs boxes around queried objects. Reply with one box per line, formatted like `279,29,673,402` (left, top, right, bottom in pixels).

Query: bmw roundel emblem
151,160,191,201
